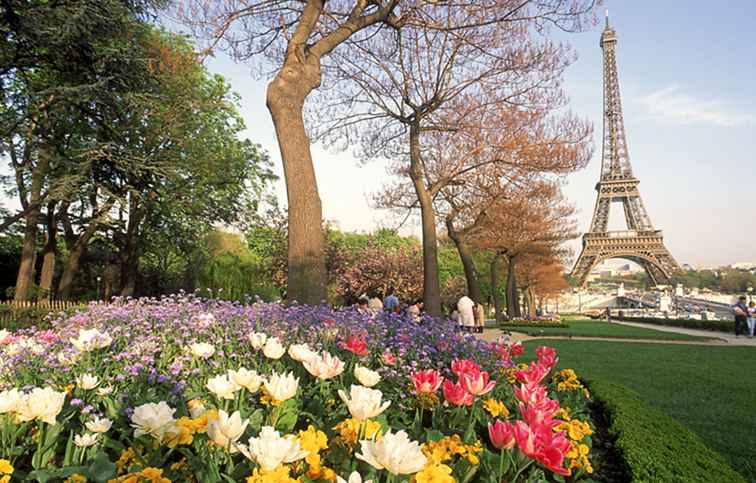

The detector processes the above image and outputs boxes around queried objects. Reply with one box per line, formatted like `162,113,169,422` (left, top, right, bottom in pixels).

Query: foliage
523,340,756,480
0,297,595,481
615,315,734,333
588,381,745,483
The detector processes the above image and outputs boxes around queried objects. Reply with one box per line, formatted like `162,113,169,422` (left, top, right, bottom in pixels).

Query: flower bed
0,296,596,482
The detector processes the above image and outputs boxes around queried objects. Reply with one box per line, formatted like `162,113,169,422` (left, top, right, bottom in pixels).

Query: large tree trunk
506,253,521,319
38,202,57,300
59,199,114,300
14,143,50,301
408,124,441,316
266,57,327,306
14,214,38,301
490,253,504,323
120,196,143,297
446,218,483,304
523,285,537,318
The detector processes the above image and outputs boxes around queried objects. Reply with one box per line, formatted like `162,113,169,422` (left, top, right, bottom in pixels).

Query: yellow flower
414,463,455,483
64,475,87,483
165,417,195,448
246,465,298,483
109,467,171,483
554,407,571,421
482,399,509,418
298,425,328,467
0,460,12,474
115,448,136,474
421,436,480,466
333,418,382,447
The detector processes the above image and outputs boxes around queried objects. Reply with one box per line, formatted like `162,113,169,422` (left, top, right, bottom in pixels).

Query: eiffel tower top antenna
605,9,609,28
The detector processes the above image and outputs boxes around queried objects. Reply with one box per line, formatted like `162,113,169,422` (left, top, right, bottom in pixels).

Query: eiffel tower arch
571,13,682,287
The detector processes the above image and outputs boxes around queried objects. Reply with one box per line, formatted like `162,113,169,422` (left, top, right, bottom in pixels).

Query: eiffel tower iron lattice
571,13,681,287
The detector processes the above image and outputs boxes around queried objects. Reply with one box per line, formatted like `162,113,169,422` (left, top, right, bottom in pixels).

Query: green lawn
505,318,714,341
523,340,756,481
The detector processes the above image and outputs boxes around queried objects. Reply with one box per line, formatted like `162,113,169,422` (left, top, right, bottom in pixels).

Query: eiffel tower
572,13,681,287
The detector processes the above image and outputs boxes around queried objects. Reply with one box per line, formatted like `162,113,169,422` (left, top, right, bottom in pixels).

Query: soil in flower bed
586,396,631,482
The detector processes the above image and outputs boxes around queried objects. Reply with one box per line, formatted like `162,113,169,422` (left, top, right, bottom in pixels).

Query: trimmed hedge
590,380,746,482
617,315,733,333
499,321,569,329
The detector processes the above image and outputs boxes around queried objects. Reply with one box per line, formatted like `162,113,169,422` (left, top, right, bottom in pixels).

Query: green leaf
88,451,117,482
425,429,445,442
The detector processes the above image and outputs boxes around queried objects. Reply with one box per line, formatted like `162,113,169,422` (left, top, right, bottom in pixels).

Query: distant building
731,262,756,270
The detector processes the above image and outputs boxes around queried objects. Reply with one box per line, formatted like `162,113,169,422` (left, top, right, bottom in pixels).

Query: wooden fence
0,300,87,327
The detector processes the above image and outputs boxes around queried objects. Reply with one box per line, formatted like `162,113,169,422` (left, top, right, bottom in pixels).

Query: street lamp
96,276,102,301
748,286,753,303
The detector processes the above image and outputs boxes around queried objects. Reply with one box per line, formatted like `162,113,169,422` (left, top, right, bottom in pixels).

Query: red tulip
451,358,480,378
535,346,558,369
411,369,443,394
442,379,473,407
341,334,368,357
519,401,560,429
460,369,496,397
510,342,524,357
488,420,516,450
539,433,571,476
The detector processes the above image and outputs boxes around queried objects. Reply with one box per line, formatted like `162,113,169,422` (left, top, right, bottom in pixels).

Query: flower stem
512,458,534,483
498,449,506,480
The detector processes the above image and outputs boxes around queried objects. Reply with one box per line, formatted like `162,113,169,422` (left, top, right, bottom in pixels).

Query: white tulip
74,432,99,448
85,416,113,433
337,472,373,483
70,328,112,352
263,372,298,403
131,401,176,442
288,343,317,362
338,385,391,421
189,342,215,359
206,374,240,400
207,410,249,453
57,351,80,366
96,386,114,397
76,373,100,390
228,368,262,393
303,351,345,380
356,429,427,475
15,387,66,425
240,426,309,471
262,337,286,359
354,365,381,388
0,388,22,414
187,399,206,418
248,332,268,350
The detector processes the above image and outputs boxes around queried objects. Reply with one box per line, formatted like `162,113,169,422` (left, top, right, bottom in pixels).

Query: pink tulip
488,420,516,450
514,361,550,387
513,421,537,457
510,342,524,357
535,346,558,369
460,369,496,397
450,358,480,378
442,379,473,407
519,401,560,429
341,334,368,356
513,383,547,405
380,350,396,365
411,369,443,394
539,433,571,476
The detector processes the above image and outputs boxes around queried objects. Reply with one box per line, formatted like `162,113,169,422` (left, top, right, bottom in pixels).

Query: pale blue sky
5,2,751,268
199,1,755,268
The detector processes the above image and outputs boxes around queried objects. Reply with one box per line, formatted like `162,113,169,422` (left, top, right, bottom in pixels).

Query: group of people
732,295,755,338
351,289,487,332
451,295,486,333
353,288,425,322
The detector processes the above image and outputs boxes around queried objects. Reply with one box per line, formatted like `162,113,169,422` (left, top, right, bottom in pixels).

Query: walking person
732,296,749,337
747,301,756,338
474,302,486,333
368,292,384,312
457,295,475,333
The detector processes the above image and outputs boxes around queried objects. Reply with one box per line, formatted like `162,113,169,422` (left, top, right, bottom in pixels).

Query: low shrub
0,305,57,330
589,380,745,482
617,315,733,333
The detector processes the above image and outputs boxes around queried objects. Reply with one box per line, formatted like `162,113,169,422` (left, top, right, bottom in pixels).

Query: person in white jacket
457,295,475,332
